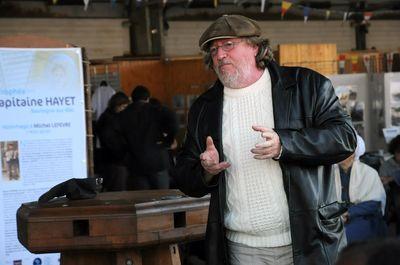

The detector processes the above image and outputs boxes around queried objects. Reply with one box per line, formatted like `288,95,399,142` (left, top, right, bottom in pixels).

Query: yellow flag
281,1,293,18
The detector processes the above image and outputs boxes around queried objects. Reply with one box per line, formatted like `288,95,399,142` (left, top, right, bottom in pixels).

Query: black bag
38,178,102,203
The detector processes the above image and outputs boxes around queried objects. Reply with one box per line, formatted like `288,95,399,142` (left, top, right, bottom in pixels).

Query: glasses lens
209,40,240,56
210,47,217,56
222,42,234,51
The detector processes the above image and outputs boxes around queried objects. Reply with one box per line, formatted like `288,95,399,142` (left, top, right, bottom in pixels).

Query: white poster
0,48,88,265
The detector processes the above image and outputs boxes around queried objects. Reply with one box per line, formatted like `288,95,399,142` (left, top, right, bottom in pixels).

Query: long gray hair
202,36,274,70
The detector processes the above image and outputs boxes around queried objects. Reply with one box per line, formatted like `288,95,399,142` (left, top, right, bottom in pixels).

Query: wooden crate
278,44,338,75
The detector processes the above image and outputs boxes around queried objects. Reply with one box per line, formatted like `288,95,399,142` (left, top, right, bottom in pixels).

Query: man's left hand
251,125,281,160
342,211,350,223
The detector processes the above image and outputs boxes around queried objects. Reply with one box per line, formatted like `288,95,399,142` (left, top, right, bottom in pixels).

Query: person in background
115,85,178,190
5,143,18,180
335,238,400,265
379,135,400,234
379,135,400,185
173,14,356,265
335,135,387,243
92,80,116,122
96,92,130,191
149,97,179,188
91,80,116,175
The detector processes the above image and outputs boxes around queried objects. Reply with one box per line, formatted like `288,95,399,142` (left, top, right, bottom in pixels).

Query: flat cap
199,14,261,50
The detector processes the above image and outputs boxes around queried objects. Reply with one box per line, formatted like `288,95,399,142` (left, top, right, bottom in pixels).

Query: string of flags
48,0,399,18
325,10,330,20
279,0,378,24
280,0,292,18
83,0,89,11
50,0,116,11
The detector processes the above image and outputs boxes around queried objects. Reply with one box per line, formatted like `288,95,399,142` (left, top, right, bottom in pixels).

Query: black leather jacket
173,61,357,265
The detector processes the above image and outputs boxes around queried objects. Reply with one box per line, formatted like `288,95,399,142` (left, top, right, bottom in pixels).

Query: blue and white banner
0,48,87,265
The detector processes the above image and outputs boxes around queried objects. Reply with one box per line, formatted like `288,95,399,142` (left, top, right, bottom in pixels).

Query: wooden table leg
61,244,180,265
61,251,115,265
116,249,143,265
142,244,181,265
61,249,142,265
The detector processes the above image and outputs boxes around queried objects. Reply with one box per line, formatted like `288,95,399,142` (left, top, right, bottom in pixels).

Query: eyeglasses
209,40,242,56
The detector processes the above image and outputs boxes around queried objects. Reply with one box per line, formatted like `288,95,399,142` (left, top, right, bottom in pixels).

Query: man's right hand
381,175,394,185
200,136,230,176
342,211,350,223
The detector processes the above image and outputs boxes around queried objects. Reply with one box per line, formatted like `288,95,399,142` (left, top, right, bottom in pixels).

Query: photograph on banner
0,47,87,265
0,141,20,181
30,51,81,92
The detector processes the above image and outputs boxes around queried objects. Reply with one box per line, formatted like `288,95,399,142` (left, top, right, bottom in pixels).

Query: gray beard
215,67,240,88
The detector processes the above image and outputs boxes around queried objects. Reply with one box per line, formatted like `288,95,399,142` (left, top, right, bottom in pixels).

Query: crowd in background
91,81,178,192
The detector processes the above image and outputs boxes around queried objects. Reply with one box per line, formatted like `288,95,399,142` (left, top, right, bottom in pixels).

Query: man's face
394,150,400,163
210,38,259,88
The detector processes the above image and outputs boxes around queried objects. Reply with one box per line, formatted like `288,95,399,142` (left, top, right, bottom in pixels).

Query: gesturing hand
251,125,282,160
200,136,230,176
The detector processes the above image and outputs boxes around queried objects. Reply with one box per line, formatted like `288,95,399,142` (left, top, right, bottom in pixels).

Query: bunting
285,2,392,22
363,11,373,22
261,0,267,13
303,6,310,23
83,0,89,11
281,1,293,18
325,10,330,20
343,12,348,22
67,0,400,21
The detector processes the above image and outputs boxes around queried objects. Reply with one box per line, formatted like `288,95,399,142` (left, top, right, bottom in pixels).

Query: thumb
206,136,215,150
252,125,266,132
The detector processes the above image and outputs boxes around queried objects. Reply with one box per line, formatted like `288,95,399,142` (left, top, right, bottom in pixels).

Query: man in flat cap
173,15,356,265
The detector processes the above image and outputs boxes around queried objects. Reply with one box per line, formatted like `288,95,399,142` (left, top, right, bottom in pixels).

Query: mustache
217,59,232,68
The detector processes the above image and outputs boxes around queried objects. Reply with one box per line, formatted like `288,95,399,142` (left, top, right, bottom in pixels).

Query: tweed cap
199,14,261,50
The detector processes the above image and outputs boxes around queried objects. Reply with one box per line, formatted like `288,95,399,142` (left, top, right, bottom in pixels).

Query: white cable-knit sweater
223,70,291,247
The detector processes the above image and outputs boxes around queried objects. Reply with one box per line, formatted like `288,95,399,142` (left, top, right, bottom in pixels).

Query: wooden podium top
17,190,209,253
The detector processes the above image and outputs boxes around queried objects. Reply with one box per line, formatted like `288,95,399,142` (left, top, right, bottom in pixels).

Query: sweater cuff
273,146,283,161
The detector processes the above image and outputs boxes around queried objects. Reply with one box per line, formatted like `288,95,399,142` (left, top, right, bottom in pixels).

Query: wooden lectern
17,190,209,265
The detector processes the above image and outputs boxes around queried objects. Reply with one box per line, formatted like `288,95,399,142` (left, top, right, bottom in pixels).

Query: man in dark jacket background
115,85,178,190
173,15,356,265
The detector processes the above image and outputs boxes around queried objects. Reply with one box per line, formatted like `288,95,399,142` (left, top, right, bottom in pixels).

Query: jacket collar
202,79,224,102
266,60,296,90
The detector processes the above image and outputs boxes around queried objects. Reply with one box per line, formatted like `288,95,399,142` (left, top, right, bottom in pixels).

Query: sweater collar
223,69,270,98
